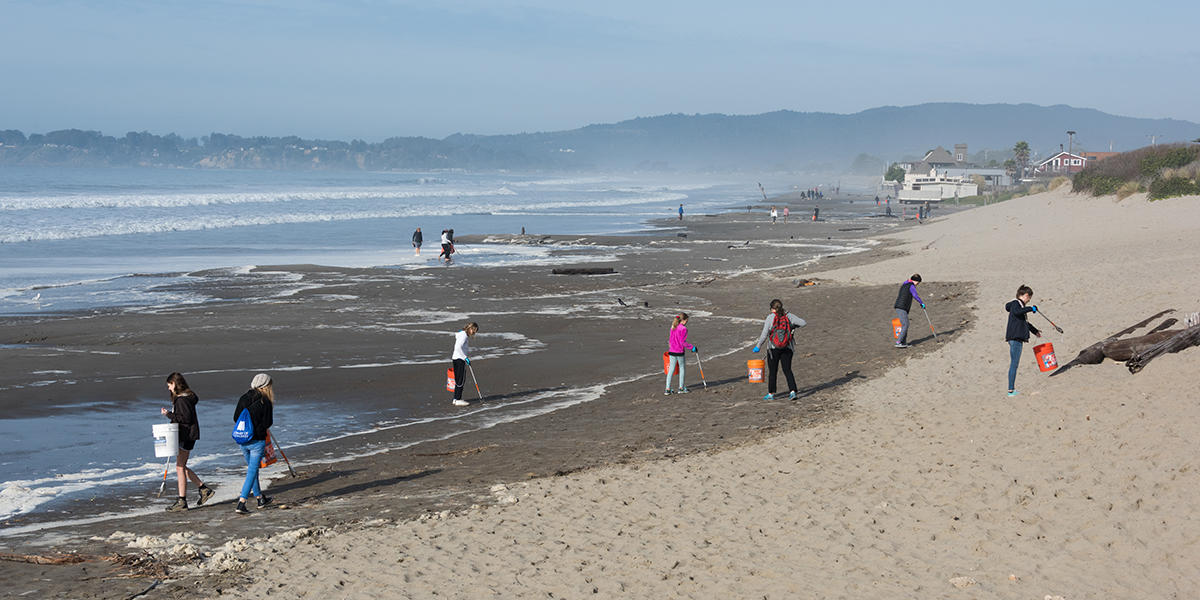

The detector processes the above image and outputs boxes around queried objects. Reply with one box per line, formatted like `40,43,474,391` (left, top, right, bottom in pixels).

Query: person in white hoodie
450,322,479,406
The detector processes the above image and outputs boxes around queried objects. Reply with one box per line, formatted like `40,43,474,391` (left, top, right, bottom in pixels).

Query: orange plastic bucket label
747,359,765,383
446,368,456,391
892,318,903,341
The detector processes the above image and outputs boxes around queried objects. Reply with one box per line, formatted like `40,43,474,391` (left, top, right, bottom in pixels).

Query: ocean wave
0,186,519,211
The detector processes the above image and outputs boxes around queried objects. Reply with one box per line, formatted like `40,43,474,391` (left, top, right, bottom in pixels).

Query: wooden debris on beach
1127,324,1200,373
551,267,615,275
1051,309,1200,375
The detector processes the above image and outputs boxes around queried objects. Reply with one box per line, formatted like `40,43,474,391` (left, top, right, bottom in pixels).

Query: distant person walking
438,229,454,263
751,299,807,400
678,203,684,221
770,206,778,224
1005,285,1042,397
233,373,274,515
812,206,820,221
783,206,789,223
450,322,479,407
160,372,214,512
665,313,696,395
412,227,423,256
893,274,924,348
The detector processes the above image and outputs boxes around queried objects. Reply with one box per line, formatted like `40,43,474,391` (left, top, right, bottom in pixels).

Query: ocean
0,166,873,533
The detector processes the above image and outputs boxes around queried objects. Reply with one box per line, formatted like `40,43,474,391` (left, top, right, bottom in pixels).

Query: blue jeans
895,309,910,344
239,439,266,500
666,354,685,390
1007,340,1023,391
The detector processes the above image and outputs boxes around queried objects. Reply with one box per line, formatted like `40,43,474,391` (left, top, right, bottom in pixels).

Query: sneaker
165,497,188,512
664,389,672,396
256,495,273,509
197,485,215,506
894,343,911,348
763,393,774,400
676,387,689,394
452,399,470,407
1007,390,1019,397
788,391,797,400
235,501,250,515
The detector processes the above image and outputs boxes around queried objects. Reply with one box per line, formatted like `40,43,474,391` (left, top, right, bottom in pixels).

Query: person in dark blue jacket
233,373,275,514
1005,285,1042,397
893,274,924,348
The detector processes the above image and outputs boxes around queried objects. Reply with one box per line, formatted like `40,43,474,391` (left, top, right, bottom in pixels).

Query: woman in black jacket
161,372,214,511
233,373,275,514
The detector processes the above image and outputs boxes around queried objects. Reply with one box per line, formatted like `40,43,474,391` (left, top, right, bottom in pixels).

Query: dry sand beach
6,187,1200,598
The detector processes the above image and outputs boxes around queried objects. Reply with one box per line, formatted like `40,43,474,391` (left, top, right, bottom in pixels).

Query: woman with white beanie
232,373,274,515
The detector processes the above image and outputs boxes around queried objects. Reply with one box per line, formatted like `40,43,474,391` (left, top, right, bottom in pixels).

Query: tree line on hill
3,103,1199,172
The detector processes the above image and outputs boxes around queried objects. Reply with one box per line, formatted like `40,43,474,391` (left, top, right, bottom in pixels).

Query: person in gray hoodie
751,298,807,400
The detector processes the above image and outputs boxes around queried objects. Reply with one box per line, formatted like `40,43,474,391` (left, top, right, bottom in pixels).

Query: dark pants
895,308,910,344
453,358,466,400
767,347,797,394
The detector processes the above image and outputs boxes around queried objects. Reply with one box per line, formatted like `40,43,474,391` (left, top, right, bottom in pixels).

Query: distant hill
3,103,1198,172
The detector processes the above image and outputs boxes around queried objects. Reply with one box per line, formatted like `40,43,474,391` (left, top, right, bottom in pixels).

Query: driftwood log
551,267,614,275
1127,325,1200,373
1051,309,1200,375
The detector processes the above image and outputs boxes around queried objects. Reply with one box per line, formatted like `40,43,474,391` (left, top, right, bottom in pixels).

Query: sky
3,0,1199,141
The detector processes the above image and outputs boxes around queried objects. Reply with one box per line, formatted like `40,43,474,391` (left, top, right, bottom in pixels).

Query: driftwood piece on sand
551,267,615,275
1051,309,1200,376
1126,325,1200,373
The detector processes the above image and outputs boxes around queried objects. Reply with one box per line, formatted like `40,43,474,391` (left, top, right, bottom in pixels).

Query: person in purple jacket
893,274,924,348
665,313,696,395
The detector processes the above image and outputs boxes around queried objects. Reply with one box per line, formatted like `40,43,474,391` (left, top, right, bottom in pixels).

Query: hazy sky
4,0,1198,140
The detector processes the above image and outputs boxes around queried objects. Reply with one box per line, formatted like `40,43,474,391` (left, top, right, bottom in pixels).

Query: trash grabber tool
269,433,298,478
468,363,484,401
694,350,708,388
1038,310,1064,334
157,456,172,497
921,305,938,339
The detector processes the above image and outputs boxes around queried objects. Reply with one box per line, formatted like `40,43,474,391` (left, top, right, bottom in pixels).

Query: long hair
464,322,479,335
166,372,191,399
257,383,275,404
769,299,785,315
671,312,689,329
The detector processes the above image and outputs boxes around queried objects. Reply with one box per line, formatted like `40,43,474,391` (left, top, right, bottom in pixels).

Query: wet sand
0,198,981,598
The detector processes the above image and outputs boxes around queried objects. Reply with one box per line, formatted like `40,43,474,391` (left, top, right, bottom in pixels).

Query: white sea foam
0,186,519,211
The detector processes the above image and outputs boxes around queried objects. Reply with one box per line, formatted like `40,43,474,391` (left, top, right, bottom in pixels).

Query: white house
899,168,978,204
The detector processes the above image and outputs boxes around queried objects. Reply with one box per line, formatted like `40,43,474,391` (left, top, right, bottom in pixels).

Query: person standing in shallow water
412,227,422,255
1004,285,1042,397
678,203,684,221
893,274,924,348
233,373,274,515
161,372,214,512
451,322,479,407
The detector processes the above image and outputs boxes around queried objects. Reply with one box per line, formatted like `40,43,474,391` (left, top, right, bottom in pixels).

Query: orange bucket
663,352,670,374
891,317,903,341
445,367,456,391
1033,343,1058,372
747,359,765,383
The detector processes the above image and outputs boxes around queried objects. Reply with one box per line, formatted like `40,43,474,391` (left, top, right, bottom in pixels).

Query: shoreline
1,196,982,597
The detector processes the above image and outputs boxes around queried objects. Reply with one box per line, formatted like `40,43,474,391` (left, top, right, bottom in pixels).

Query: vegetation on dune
1073,144,1200,200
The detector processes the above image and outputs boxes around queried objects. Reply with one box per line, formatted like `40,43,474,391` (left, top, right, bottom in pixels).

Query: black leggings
767,347,797,394
453,358,466,400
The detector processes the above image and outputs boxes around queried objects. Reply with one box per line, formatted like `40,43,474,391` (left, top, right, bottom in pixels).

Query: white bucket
153,423,179,457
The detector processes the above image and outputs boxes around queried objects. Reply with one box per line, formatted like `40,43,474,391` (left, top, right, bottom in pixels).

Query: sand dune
213,188,1200,598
